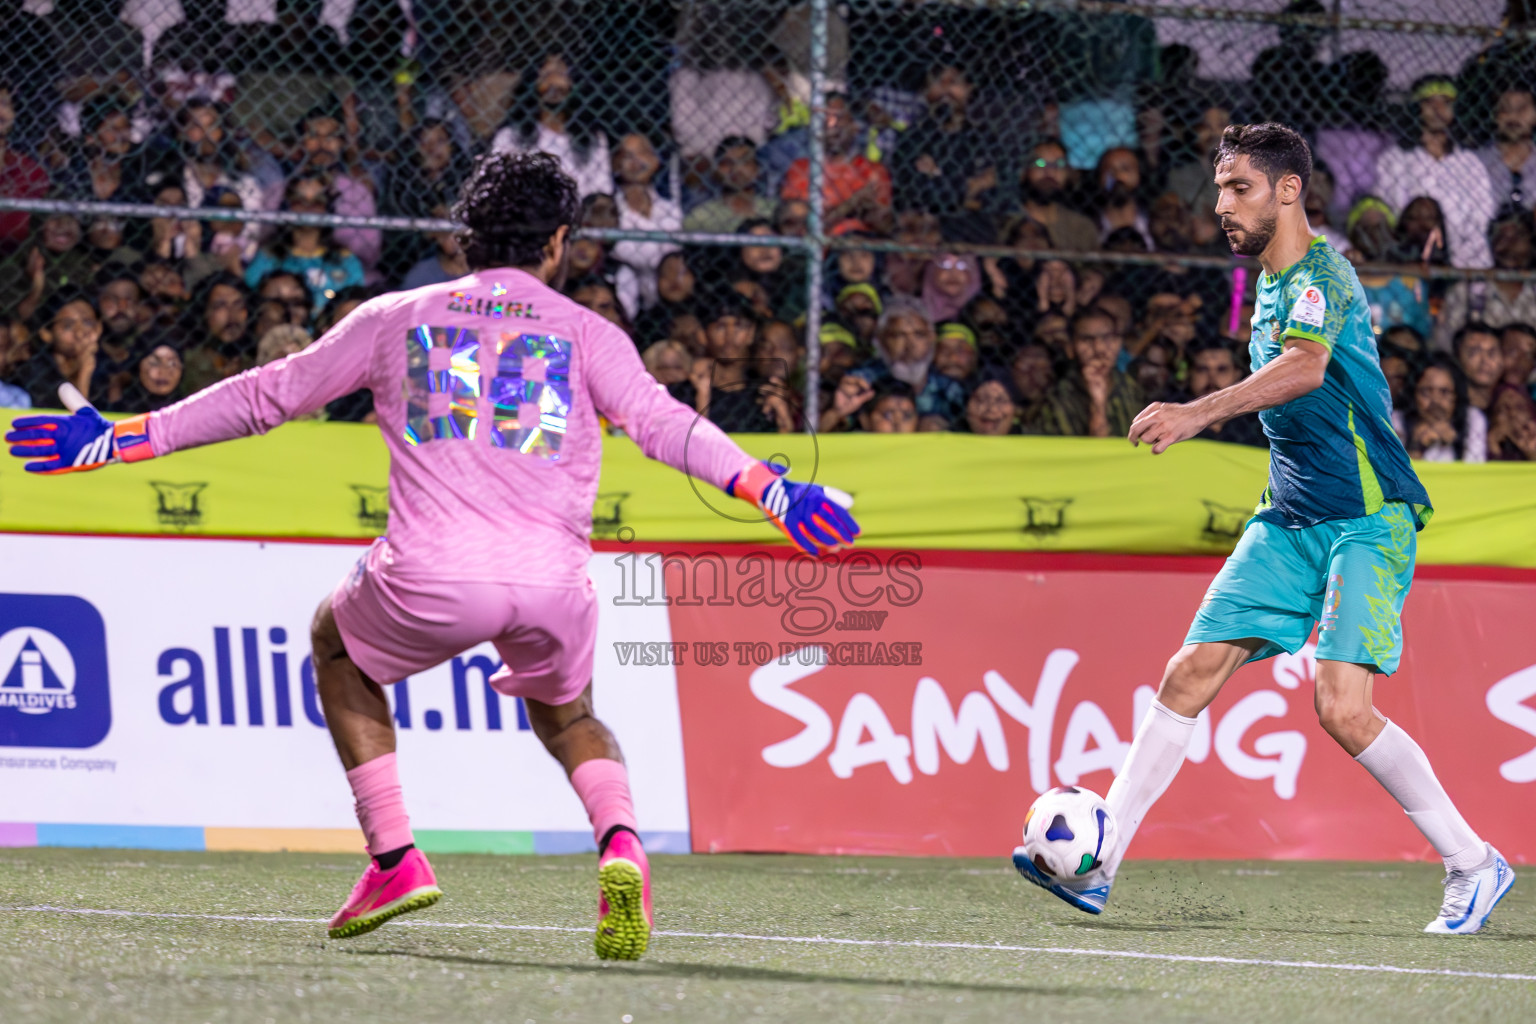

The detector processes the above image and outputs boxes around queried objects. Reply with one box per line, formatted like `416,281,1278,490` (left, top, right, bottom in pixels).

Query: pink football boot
595,830,652,959
328,848,443,939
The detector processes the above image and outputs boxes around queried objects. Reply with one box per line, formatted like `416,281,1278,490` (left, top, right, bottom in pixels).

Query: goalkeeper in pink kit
5,153,860,959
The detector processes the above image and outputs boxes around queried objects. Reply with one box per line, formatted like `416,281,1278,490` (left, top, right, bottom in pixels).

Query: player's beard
1224,209,1278,257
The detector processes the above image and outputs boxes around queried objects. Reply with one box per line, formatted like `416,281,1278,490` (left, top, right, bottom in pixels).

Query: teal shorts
1184,501,1417,675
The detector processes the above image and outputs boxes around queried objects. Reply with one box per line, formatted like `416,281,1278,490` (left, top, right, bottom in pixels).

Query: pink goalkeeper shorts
330,543,598,706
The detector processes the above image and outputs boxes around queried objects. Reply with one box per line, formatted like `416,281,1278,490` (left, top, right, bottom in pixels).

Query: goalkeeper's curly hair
452,152,580,271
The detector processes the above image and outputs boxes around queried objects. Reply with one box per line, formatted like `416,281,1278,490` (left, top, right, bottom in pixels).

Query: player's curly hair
452,152,580,271
1214,122,1312,195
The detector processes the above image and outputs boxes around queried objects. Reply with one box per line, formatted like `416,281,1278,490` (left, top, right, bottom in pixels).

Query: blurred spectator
834,283,882,353
858,380,919,433
891,64,1001,216
841,297,965,429
110,329,186,414
182,271,252,394
0,81,47,252
1374,76,1495,269
933,321,979,388
390,120,469,219
1379,342,1416,413
1383,325,1428,357
1248,0,1328,131
245,174,365,317
1503,323,1536,399
814,317,859,379
1314,51,1391,216
964,294,1013,355
0,211,93,324
682,137,775,234
291,106,382,274
693,295,791,433
1009,340,1056,424
61,96,140,206
1434,209,1536,350
921,252,982,324
963,373,1023,435
92,265,144,403
1094,147,1151,247
567,194,640,320
884,208,940,300
251,270,313,346
1346,197,1433,340
668,23,775,165
200,187,255,278
1455,322,1506,415
1033,311,1071,355
1396,352,1485,462
1188,338,1267,447
1478,87,1536,213
570,276,630,331
492,53,613,200
1166,103,1229,226
402,207,469,290
612,133,681,310
139,257,191,328
641,339,693,386
256,323,312,366
632,250,700,348
1487,383,1536,460
158,100,264,241
1015,137,1097,252
385,119,469,277
19,287,100,408
1131,336,1179,404
1398,195,1450,266
754,319,804,391
727,219,804,321
1035,305,1145,436
781,93,892,234
827,240,879,304
1304,163,1348,252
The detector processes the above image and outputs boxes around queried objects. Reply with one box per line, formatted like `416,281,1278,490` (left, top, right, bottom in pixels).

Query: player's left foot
595,828,653,960
327,848,443,940
1012,846,1112,914
1424,845,1515,935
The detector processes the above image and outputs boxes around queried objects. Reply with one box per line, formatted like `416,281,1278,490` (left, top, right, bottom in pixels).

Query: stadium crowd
0,0,1533,459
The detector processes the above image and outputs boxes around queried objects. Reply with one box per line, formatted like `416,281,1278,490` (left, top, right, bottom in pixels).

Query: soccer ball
1019,786,1117,882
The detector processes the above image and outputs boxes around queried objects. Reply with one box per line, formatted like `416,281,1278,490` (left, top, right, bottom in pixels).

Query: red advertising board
658,548,1536,863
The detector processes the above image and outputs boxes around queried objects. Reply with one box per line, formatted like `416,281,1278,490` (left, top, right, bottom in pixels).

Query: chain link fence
0,0,1533,454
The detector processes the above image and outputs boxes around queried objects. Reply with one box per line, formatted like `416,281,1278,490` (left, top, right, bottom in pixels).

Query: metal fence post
802,0,829,434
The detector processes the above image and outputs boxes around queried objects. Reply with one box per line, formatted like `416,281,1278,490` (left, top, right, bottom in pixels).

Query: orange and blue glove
726,460,860,556
5,385,155,474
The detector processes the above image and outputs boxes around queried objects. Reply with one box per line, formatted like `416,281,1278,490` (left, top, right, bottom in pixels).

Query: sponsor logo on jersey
0,594,111,748
1291,283,1326,330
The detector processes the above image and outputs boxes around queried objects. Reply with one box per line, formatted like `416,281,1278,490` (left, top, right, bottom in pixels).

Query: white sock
1104,698,1198,874
1355,721,1486,872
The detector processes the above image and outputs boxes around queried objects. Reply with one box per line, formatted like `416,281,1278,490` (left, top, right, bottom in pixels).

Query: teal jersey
1250,237,1432,529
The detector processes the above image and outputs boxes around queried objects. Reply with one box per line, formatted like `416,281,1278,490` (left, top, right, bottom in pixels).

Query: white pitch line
7,905,1536,984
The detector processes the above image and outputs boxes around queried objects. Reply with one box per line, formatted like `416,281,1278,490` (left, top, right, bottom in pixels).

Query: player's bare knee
1156,646,1224,717
1314,692,1374,746
310,596,345,661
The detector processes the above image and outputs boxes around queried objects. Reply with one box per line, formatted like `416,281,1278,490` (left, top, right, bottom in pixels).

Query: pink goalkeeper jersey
145,268,758,585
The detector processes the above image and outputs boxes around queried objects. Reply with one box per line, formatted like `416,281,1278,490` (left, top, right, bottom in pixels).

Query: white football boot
1424,845,1516,935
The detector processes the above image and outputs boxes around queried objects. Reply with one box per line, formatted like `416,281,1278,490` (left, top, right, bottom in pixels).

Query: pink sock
346,752,415,856
570,758,638,848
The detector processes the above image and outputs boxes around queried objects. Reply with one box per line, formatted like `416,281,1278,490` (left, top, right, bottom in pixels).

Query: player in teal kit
1013,123,1514,933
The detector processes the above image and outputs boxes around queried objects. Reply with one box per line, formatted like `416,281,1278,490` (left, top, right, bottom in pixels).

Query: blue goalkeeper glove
5,385,155,474
726,460,860,557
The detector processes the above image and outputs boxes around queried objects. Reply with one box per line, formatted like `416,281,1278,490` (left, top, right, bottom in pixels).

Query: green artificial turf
1,849,1532,1023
